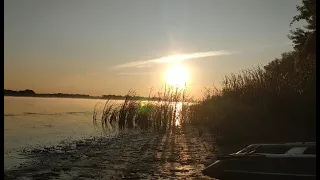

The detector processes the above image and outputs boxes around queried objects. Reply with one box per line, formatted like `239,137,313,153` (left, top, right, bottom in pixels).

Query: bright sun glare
166,63,189,88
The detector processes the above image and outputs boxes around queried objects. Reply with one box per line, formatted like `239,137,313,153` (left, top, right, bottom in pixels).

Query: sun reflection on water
174,102,183,126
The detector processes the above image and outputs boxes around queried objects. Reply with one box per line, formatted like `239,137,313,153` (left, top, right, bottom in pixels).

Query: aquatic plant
93,84,191,133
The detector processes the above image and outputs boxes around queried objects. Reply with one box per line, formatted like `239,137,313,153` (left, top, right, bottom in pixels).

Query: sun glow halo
165,63,189,88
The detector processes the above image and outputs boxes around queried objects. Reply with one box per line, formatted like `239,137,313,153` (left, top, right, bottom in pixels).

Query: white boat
202,142,316,180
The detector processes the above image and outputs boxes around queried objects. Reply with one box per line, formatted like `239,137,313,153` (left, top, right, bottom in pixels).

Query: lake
4,96,118,170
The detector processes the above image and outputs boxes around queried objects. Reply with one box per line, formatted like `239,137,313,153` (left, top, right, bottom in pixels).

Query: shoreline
5,125,219,179
4,96,196,104
4,95,114,101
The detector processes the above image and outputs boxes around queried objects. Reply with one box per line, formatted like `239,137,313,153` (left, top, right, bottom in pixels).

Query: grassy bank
188,0,316,145
188,64,315,145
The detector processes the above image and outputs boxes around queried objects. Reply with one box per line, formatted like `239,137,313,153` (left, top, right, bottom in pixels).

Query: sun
165,63,189,88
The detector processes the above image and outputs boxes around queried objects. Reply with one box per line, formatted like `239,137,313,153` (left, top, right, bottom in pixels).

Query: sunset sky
4,0,301,97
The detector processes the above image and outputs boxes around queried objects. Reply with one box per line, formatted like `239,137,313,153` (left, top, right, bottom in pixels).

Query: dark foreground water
5,125,219,179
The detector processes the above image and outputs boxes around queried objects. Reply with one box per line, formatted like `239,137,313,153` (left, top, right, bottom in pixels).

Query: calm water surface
4,96,119,169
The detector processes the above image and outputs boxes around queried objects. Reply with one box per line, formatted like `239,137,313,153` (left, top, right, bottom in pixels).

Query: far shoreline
4,95,157,101
4,94,103,100
4,89,196,102
4,89,159,101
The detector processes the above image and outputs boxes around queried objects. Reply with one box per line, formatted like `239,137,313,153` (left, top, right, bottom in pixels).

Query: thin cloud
113,50,235,69
117,72,153,75
259,45,269,48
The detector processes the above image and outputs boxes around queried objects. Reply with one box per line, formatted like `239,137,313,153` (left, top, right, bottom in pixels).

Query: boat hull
203,157,316,180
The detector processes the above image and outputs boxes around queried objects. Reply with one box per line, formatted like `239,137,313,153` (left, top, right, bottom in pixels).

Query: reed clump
188,62,315,145
93,85,192,133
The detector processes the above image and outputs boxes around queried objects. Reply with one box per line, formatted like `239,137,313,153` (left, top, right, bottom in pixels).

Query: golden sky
4,0,300,97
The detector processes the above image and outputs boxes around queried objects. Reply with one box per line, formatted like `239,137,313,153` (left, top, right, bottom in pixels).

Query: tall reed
93,84,191,133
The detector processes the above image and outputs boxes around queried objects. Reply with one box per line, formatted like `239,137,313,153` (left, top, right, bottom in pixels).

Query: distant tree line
4,89,36,96
4,89,154,100
4,89,91,98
